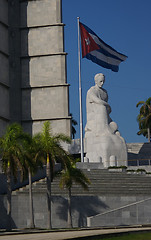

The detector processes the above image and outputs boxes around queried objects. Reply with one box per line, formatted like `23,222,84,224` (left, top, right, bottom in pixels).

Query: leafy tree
40,121,71,229
136,97,151,142
59,160,91,228
0,123,28,230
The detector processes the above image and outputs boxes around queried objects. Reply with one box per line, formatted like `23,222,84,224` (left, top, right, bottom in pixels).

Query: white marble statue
84,73,127,168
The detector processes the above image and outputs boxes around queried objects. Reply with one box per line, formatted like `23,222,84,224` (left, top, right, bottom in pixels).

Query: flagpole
77,17,84,163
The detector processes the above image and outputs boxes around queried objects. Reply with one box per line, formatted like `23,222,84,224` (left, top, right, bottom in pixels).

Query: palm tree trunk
28,169,35,228
68,187,73,228
148,127,151,142
7,163,12,230
46,153,52,229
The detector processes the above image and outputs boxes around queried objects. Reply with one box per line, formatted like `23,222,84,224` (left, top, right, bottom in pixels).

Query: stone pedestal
85,131,127,168
76,162,104,170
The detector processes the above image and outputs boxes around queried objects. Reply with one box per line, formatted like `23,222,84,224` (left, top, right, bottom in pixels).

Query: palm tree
22,133,43,229
136,97,151,142
59,160,91,228
40,121,71,229
70,114,78,139
0,123,28,230
137,116,151,140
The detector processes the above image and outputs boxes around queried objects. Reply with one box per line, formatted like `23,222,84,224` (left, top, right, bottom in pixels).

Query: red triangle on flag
79,22,100,58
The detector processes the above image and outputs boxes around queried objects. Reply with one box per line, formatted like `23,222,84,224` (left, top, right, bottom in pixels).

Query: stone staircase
14,169,151,196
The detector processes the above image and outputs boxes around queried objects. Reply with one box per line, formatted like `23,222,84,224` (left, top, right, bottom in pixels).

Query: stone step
34,176,151,183
14,168,151,196
32,174,151,181
28,190,150,195
30,177,151,185
48,181,149,186
20,184,151,193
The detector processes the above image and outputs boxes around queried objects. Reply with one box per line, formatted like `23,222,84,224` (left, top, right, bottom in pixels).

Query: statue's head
94,73,105,88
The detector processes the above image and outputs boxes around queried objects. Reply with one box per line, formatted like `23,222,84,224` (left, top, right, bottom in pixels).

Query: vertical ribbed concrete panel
20,0,71,136
0,0,9,136
8,0,22,124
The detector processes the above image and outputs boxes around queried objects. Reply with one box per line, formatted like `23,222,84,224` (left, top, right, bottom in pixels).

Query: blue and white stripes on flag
79,22,127,72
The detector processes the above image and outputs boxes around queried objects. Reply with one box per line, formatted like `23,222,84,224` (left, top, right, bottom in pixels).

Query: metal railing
128,158,151,166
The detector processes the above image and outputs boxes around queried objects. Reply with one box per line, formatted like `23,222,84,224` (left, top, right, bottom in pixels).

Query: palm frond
59,160,91,192
136,98,151,141
136,101,145,107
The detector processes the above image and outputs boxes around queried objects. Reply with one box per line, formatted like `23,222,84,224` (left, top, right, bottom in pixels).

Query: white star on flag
85,38,90,45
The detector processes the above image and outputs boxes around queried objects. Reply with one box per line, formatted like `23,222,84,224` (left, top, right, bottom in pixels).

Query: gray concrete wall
21,26,64,56
20,0,62,28
87,197,151,227
0,23,8,54
0,120,8,137
24,117,71,136
8,0,22,123
21,55,67,87
0,0,9,137
0,0,8,26
22,86,69,120
1,194,151,229
0,85,9,118
0,53,9,86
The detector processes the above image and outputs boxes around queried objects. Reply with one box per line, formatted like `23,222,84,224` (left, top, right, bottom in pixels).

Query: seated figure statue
85,73,127,168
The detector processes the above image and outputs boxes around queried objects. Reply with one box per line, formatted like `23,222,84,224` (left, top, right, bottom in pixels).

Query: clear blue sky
62,0,151,143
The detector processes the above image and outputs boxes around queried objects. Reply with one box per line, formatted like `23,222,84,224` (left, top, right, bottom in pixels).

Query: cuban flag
79,22,127,72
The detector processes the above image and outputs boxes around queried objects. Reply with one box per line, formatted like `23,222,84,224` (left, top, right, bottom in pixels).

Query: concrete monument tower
0,0,71,136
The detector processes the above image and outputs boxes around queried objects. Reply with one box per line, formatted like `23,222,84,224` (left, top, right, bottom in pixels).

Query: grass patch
84,231,151,240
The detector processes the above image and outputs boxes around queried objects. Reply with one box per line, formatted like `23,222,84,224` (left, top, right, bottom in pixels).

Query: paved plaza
0,227,151,240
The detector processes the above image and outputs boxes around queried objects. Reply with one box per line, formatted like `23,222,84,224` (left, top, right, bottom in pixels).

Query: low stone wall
87,197,151,227
1,193,151,229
